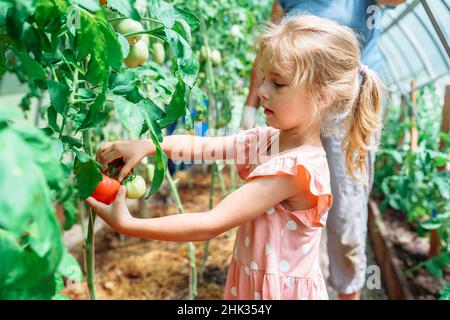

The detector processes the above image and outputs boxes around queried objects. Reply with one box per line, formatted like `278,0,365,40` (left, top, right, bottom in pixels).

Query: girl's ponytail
343,66,384,185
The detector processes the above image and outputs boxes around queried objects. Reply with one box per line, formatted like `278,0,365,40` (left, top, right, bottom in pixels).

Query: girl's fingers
97,142,114,160
85,197,108,213
114,186,127,203
118,161,135,182
102,150,121,166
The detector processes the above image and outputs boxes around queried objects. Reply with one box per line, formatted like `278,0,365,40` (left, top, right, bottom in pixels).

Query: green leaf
110,70,136,94
10,47,46,80
137,98,166,121
114,95,144,138
107,0,138,19
61,135,83,149
12,124,63,190
149,0,176,29
0,108,65,299
98,17,123,70
420,219,442,231
73,152,102,200
428,150,450,167
0,104,24,123
0,132,52,234
34,0,68,28
47,80,69,114
52,293,70,300
77,74,109,130
434,177,450,199
72,0,101,12
425,259,443,278
174,8,200,31
164,28,199,87
77,10,111,85
159,79,188,128
438,284,450,300
47,106,60,133
146,122,167,197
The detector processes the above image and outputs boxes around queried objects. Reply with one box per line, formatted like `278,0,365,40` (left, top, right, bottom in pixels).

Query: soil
374,197,449,300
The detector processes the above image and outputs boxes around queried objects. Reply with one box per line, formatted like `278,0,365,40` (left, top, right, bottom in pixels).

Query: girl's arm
86,173,305,242
97,134,237,181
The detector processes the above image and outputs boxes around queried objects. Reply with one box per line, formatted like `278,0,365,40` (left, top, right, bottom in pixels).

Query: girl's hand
97,139,152,181
86,186,134,233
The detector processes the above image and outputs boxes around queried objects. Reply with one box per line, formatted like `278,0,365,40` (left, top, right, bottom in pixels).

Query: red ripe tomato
91,174,121,204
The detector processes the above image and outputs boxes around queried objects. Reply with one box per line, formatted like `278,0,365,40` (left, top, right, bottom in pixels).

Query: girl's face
256,48,316,131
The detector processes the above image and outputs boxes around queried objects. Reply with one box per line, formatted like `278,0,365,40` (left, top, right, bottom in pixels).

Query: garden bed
368,199,448,300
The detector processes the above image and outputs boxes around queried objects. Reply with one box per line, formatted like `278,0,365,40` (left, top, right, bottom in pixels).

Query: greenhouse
0,0,448,303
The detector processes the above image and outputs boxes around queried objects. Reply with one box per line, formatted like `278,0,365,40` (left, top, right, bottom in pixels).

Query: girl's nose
256,82,270,103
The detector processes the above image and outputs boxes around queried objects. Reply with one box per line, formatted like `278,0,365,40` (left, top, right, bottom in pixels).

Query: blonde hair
256,14,384,184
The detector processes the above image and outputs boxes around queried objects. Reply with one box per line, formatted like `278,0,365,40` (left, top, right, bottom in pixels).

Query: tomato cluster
90,159,147,204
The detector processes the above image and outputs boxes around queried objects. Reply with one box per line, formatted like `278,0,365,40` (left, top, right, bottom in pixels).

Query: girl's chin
265,116,277,127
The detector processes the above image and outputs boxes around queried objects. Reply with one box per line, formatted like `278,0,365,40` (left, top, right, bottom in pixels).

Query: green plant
375,84,450,281
0,104,83,299
438,284,450,300
1,0,199,299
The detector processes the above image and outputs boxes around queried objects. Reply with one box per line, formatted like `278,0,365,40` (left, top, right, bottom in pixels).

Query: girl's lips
263,108,274,116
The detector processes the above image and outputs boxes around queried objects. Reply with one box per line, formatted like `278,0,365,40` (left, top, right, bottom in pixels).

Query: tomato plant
374,84,450,280
0,105,83,299
0,0,200,299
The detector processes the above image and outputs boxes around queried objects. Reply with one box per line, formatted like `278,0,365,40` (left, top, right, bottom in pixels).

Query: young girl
87,14,383,300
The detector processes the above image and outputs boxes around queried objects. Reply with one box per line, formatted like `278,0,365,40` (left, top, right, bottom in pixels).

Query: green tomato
210,49,221,66
140,156,148,165
141,34,149,45
115,19,144,45
152,42,165,65
124,40,148,68
200,45,211,62
125,175,146,199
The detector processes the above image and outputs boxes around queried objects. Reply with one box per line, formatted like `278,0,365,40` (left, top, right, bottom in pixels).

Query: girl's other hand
96,139,152,181
86,186,134,233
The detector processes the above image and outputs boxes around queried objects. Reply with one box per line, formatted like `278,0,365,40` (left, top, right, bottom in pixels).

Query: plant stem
122,30,165,41
216,164,228,196
60,69,79,139
199,16,217,128
200,163,217,282
165,170,197,299
85,207,96,300
82,129,97,300
230,164,238,191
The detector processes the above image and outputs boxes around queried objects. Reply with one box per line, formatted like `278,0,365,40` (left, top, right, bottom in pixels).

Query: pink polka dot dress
224,127,333,300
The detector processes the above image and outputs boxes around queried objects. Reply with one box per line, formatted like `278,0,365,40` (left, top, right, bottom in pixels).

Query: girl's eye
274,82,285,88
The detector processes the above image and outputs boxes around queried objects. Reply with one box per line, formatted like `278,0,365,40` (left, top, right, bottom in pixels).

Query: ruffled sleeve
234,127,278,180
246,152,333,228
